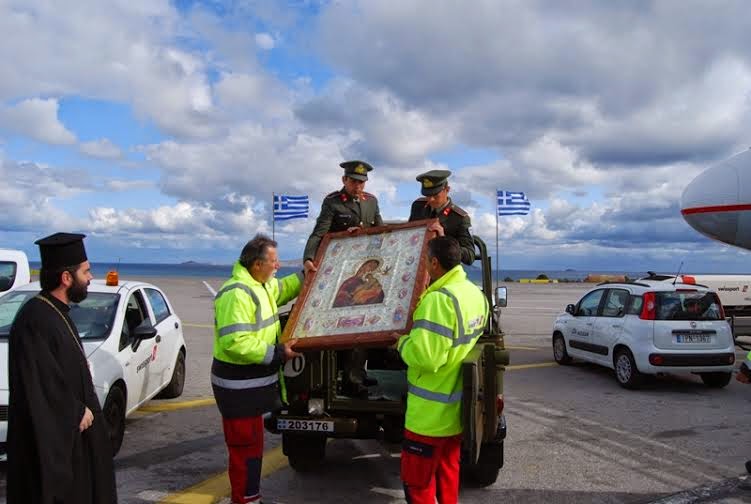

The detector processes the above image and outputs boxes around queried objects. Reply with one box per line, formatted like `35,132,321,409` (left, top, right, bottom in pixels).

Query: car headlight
308,398,325,416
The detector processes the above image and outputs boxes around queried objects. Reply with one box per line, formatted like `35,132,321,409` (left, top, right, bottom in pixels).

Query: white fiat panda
552,277,735,389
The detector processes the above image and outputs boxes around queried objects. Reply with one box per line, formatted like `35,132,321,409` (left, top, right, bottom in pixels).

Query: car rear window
655,291,723,321
0,261,17,292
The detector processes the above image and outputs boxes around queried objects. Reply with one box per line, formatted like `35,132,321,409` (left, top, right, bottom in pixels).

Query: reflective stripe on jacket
398,264,489,437
741,350,751,379
212,262,302,418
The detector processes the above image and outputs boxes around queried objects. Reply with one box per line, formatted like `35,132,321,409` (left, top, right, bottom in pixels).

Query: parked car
552,278,735,389
0,274,187,458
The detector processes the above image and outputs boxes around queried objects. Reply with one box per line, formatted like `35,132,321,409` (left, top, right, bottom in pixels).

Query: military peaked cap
416,169,452,196
340,160,373,181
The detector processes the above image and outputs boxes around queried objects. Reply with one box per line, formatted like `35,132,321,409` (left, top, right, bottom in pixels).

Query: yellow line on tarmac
505,345,543,351
184,323,214,329
159,446,288,504
506,362,558,371
138,398,216,413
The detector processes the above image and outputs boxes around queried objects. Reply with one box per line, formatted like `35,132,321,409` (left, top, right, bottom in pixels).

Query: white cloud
0,98,76,145
255,32,275,50
79,138,123,159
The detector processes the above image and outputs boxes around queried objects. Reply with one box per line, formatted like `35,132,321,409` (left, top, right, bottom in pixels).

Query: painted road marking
139,398,216,413
203,281,217,297
507,362,557,371
505,345,543,351
183,323,213,329
159,446,288,504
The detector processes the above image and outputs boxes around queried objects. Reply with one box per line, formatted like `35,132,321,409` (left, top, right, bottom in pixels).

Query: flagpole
272,192,275,241
495,190,499,288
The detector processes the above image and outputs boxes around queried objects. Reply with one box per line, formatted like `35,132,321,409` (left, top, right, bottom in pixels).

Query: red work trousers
221,416,264,504
401,429,462,504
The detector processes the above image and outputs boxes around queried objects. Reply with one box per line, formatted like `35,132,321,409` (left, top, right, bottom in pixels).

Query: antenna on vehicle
672,260,684,285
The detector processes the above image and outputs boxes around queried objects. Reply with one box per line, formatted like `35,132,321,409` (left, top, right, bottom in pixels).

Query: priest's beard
67,277,89,303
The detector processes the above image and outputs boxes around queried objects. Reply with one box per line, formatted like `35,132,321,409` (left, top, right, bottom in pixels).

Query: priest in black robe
7,232,118,504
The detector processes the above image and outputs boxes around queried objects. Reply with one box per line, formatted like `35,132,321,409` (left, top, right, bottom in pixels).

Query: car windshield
0,291,120,339
655,291,723,321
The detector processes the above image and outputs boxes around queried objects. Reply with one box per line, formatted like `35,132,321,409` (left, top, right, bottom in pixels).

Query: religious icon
332,258,389,308
281,220,437,350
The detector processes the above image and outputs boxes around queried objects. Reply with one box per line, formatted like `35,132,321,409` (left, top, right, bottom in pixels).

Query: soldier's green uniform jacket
398,264,489,437
211,262,303,418
409,198,475,265
303,188,383,262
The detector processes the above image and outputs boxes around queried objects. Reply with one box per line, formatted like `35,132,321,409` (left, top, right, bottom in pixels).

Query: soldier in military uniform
303,160,383,272
303,160,383,396
409,169,476,265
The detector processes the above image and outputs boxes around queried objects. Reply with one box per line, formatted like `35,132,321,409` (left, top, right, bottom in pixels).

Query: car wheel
157,350,186,399
103,385,126,456
553,333,572,365
700,372,732,388
614,348,643,389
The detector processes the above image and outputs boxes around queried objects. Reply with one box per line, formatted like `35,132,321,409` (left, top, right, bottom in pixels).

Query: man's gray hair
239,234,277,269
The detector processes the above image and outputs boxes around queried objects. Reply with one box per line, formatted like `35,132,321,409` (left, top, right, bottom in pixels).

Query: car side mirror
565,304,576,315
133,320,157,340
494,286,507,308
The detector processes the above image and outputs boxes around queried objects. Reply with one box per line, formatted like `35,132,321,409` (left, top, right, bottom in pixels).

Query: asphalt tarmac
2,279,750,503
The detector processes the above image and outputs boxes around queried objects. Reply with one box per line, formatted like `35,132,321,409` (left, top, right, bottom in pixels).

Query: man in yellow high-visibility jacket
212,234,302,504
397,236,489,504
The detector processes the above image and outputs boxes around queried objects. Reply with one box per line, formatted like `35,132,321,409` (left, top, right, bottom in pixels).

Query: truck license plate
675,334,712,343
277,419,334,432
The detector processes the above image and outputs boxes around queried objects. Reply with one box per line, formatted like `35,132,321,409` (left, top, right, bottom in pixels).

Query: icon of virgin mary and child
332,258,390,308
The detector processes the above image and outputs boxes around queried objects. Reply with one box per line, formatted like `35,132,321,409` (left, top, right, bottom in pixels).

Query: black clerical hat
34,232,88,270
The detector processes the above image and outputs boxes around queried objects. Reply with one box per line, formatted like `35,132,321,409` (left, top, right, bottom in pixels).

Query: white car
0,249,30,298
552,278,735,389
0,276,187,458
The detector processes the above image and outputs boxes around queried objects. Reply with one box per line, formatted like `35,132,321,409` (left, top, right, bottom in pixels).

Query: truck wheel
157,350,186,399
614,348,643,389
700,372,732,388
553,333,572,365
462,442,503,487
283,433,326,472
103,385,126,456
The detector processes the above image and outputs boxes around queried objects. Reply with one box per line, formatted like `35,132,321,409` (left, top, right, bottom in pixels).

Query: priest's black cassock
7,233,117,504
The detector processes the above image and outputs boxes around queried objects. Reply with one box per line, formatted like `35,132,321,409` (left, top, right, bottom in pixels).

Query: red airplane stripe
681,203,751,215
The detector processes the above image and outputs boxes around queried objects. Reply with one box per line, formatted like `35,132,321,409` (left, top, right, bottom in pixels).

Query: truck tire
462,441,503,487
283,433,326,472
700,372,732,388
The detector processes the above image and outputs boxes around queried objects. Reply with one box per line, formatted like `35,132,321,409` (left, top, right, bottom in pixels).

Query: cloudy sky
2,0,750,272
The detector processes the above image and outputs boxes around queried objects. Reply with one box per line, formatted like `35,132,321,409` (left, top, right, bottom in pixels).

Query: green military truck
266,236,509,486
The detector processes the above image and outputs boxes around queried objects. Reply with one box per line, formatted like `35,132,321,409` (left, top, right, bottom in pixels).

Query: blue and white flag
273,194,309,221
497,190,531,216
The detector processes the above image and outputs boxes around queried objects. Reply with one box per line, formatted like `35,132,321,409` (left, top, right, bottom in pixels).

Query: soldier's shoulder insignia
451,204,468,217
363,192,377,201
325,190,340,199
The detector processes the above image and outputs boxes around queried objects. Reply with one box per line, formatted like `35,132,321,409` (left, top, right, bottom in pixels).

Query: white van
0,250,30,297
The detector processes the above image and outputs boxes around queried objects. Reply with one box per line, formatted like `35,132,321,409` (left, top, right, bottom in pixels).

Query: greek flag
273,194,309,221
497,190,531,216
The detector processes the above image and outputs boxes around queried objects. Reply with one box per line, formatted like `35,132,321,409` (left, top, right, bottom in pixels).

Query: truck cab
0,249,31,298
267,236,509,486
